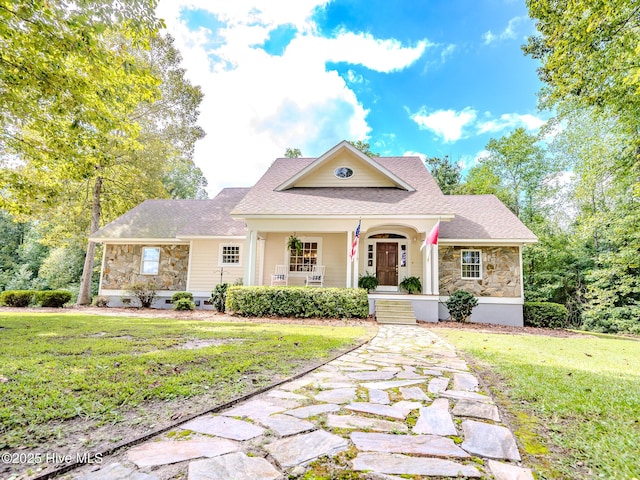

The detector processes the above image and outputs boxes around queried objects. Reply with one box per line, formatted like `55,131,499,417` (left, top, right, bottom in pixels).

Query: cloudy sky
156,0,547,196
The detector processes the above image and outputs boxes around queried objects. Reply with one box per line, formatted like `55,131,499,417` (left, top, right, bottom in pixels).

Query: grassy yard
0,313,370,451
438,328,640,479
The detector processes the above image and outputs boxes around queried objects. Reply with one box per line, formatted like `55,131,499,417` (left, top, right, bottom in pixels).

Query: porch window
141,247,160,275
289,241,318,272
461,249,481,279
219,244,241,266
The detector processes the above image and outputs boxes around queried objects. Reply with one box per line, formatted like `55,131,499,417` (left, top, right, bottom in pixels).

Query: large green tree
425,156,461,194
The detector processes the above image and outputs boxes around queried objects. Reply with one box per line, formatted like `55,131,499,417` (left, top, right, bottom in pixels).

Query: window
461,250,481,279
334,167,354,179
289,241,319,272
141,247,160,275
220,244,241,265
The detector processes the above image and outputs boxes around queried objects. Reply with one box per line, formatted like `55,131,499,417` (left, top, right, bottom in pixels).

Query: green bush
524,301,569,329
399,276,422,294
211,283,229,312
125,282,158,308
35,290,73,308
226,286,369,318
358,272,378,292
174,298,196,311
0,290,35,307
581,306,640,334
171,291,194,302
445,290,478,322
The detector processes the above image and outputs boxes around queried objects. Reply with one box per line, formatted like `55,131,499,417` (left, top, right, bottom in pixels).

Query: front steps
375,299,417,325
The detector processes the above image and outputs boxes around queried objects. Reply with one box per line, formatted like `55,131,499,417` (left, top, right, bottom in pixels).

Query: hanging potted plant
287,234,303,255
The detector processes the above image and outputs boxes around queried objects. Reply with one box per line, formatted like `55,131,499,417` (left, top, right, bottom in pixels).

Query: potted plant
287,234,303,255
358,272,378,292
399,276,422,294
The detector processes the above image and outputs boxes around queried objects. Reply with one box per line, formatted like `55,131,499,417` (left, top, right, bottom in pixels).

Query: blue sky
157,0,547,195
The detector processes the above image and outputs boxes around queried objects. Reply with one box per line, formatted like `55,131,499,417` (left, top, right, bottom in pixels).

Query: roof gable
275,141,415,191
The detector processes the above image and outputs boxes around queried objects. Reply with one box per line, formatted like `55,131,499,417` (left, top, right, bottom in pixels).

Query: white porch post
244,230,257,286
432,243,439,294
257,238,265,286
423,242,431,294
352,238,359,289
346,230,353,288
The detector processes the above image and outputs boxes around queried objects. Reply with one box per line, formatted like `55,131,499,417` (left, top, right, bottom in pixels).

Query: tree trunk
77,176,103,305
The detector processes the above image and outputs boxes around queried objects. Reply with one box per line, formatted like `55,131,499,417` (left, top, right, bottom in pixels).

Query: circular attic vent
334,167,354,179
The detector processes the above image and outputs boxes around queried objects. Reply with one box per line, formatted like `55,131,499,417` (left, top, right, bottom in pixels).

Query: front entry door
376,243,398,286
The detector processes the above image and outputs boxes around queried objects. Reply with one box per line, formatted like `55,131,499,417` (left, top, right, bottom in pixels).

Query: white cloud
155,0,430,195
402,150,427,162
410,107,478,142
482,16,527,45
476,113,546,134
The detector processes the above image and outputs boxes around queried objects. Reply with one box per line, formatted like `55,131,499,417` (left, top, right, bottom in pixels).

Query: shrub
0,290,35,307
174,298,196,311
171,291,194,302
524,301,569,329
126,282,158,308
92,295,109,307
211,283,229,312
226,286,369,318
34,290,72,308
445,290,478,322
358,272,378,292
581,306,640,335
399,276,422,294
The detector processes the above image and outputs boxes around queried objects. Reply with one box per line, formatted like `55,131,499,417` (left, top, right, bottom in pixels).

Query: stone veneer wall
439,246,521,297
101,244,189,291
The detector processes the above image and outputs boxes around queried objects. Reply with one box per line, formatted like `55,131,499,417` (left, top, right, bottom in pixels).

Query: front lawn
0,313,370,452
438,328,640,479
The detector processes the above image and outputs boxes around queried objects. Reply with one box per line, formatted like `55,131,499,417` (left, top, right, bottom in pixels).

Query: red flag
421,220,440,251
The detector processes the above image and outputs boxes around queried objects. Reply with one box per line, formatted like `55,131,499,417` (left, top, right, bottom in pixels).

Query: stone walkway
72,326,534,479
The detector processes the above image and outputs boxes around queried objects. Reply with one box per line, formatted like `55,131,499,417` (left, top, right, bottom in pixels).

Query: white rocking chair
271,265,288,286
305,265,325,287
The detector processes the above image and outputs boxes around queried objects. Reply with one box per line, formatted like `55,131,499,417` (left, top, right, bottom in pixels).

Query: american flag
349,220,361,260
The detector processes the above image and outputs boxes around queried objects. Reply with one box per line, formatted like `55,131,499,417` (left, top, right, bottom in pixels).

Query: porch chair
271,265,288,286
305,265,325,287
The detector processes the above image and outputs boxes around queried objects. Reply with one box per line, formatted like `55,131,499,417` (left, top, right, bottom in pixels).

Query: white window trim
219,243,242,267
287,236,323,276
140,246,161,275
461,249,482,280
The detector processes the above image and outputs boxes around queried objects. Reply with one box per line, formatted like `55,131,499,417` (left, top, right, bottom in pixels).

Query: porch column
352,241,359,289
432,244,439,294
244,229,257,286
346,230,353,288
423,242,431,294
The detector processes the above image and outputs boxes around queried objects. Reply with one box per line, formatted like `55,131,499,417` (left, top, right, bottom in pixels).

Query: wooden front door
376,243,398,286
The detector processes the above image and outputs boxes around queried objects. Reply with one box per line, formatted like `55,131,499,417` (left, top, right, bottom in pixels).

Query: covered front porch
242,218,441,294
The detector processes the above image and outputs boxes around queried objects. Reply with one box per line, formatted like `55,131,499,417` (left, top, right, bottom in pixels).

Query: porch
368,292,439,323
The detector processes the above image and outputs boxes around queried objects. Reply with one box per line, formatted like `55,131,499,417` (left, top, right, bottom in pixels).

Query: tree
348,140,379,157
482,128,552,221
523,0,640,194
424,156,461,194
0,6,205,304
284,148,302,158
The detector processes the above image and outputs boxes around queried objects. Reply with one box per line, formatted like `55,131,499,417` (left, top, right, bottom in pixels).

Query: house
90,141,537,325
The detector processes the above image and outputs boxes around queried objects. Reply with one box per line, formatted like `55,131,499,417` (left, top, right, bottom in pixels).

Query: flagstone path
72,325,534,480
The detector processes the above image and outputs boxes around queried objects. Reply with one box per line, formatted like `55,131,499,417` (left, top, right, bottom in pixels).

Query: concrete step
375,299,416,325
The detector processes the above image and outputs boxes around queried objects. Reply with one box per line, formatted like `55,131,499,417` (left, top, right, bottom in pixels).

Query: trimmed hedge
174,298,196,311
445,290,478,322
0,290,35,307
226,286,369,318
35,290,73,308
524,301,569,329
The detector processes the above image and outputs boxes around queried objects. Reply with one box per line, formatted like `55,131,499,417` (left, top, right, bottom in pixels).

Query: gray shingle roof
231,156,453,216
90,188,249,240
440,195,537,241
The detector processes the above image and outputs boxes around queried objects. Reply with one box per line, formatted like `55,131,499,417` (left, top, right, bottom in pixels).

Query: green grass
438,329,640,479
0,313,368,449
